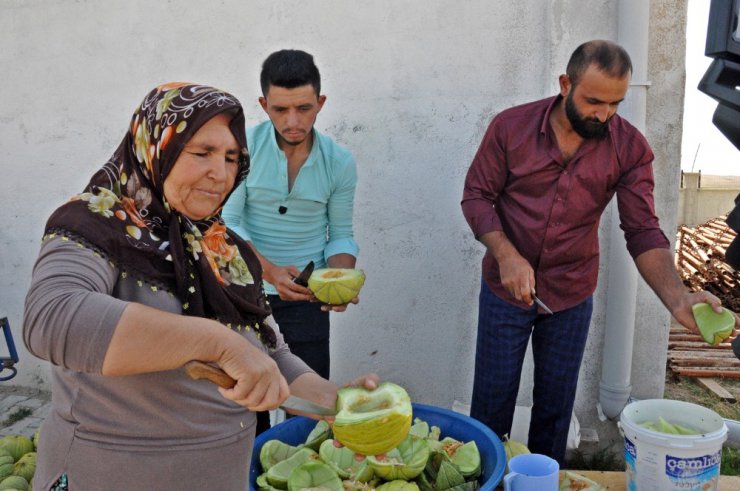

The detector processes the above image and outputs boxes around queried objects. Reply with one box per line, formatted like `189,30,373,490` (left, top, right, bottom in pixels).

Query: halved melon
308,268,366,305
332,382,412,456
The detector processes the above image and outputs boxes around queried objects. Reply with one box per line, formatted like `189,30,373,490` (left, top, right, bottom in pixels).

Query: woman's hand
216,339,290,411
344,372,380,390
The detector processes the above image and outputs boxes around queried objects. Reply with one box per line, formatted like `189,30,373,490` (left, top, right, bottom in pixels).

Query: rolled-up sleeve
23,237,128,373
265,315,314,383
461,117,507,239
324,156,359,261
615,134,670,258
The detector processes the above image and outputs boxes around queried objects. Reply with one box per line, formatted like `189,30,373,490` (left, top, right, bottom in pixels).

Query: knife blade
532,293,554,315
183,361,336,416
292,261,315,287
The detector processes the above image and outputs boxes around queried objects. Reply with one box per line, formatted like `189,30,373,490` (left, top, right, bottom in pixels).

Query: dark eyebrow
185,143,240,154
587,96,625,105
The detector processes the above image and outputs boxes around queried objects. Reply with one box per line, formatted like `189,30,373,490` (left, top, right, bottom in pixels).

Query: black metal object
0,318,19,381
698,0,740,151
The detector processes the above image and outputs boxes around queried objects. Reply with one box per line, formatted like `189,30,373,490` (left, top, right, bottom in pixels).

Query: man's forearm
479,230,520,263
327,253,356,269
634,247,687,314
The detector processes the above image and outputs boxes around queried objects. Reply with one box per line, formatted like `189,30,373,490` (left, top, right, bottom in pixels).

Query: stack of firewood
675,216,739,312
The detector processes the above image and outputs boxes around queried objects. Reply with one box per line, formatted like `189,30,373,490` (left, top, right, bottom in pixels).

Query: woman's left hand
344,372,380,391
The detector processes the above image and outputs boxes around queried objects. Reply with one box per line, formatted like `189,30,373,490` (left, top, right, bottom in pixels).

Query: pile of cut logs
675,216,739,312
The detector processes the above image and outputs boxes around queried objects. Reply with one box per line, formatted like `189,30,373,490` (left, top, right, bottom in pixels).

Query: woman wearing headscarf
23,83,376,490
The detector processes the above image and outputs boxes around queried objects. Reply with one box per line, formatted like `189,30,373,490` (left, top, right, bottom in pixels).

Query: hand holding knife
531,291,554,315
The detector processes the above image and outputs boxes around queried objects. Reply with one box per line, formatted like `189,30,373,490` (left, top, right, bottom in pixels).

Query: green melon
692,303,735,345
0,475,28,491
366,436,429,480
287,461,343,491
0,455,13,482
11,452,35,483
0,438,32,464
332,382,412,456
308,269,366,305
376,480,420,491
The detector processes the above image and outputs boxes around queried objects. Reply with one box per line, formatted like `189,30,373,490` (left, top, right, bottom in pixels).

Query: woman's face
164,113,240,220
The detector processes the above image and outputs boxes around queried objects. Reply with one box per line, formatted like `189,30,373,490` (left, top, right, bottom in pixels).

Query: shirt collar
539,95,562,136
268,124,318,168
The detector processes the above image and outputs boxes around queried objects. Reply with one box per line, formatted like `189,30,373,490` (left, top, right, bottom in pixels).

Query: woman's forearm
101,302,239,376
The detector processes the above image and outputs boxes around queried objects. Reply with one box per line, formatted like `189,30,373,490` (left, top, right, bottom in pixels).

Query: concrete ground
0,385,51,439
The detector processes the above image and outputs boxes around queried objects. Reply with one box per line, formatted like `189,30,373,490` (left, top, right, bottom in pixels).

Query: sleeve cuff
324,238,359,262
626,229,670,259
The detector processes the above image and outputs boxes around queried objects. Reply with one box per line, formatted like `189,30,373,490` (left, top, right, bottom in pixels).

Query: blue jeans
268,296,331,378
470,278,593,465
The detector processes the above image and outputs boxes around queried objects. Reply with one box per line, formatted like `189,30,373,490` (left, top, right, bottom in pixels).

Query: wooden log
670,367,740,378
668,334,705,342
669,358,740,367
669,351,739,359
697,377,737,402
682,253,704,271
668,341,733,349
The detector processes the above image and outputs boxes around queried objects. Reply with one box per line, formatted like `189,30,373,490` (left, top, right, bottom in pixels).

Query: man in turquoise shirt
223,50,359,407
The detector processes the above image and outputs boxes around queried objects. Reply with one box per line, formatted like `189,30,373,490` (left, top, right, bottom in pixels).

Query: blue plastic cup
503,453,559,491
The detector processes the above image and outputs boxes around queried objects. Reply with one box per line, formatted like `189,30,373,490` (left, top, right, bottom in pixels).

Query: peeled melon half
332,382,412,456
308,268,366,305
692,303,735,345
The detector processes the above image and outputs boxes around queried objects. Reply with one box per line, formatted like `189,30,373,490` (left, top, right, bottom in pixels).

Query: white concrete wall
678,173,739,226
0,0,686,450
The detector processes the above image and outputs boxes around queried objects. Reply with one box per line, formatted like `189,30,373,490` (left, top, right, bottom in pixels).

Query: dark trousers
256,296,331,435
470,278,593,465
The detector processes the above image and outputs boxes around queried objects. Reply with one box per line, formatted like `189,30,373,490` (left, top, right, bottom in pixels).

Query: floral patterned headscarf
45,83,276,348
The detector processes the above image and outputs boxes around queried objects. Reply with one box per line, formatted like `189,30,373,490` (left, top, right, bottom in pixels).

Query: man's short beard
565,92,610,139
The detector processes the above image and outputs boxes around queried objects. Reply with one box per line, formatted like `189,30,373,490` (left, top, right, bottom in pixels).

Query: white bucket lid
620,399,728,449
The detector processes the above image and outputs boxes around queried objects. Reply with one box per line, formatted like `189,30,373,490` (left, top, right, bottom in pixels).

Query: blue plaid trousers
470,278,593,465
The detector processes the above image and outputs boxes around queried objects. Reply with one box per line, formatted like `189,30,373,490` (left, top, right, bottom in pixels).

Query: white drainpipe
598,0,650,420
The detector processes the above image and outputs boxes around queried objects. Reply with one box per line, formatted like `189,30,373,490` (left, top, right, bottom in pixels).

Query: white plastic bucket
620,399,728,490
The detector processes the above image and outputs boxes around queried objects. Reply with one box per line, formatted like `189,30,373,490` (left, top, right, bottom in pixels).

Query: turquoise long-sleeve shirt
223,120,359,294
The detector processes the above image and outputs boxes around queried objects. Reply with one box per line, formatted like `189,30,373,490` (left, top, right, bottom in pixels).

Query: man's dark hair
566,40,633,85
260,49,321,97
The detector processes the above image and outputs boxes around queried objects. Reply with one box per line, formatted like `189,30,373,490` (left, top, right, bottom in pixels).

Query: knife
184,360,336,416
292,261,315,287
532,292,554,315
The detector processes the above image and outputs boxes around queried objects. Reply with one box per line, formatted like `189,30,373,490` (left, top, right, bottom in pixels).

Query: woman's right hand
216,338,290,411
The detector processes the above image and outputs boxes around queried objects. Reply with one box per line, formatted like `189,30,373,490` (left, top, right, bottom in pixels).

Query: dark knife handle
293,260,314,287
184,361,236,389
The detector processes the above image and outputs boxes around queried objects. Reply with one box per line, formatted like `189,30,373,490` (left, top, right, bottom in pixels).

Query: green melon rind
308,269,366,305
332,382,412,456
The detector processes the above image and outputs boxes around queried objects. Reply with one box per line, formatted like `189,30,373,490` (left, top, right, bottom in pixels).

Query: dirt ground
663,373,740,421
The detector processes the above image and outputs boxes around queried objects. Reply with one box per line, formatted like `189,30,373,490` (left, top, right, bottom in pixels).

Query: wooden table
495,470,740,489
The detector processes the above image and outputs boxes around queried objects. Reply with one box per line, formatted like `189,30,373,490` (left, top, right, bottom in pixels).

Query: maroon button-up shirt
461,96,670,312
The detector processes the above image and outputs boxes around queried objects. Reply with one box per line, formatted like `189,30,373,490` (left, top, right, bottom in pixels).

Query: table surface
495,470,740,489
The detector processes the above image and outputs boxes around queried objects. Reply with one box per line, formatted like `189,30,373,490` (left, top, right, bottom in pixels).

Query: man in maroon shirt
461,40,734,464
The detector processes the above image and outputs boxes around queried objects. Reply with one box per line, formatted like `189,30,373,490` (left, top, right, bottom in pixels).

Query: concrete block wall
0,0,688,455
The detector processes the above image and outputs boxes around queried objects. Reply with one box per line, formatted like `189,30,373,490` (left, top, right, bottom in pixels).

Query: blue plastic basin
249,402,506,490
